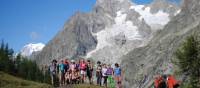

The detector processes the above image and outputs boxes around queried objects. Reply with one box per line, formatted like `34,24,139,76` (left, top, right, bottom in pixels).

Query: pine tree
0,40,14,74
175,34,200,88
0,40,51,84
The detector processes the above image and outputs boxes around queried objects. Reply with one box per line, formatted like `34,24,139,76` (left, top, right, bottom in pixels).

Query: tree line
0,40,51,84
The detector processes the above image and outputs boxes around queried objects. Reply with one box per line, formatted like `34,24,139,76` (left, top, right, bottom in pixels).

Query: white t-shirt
102,67,108,77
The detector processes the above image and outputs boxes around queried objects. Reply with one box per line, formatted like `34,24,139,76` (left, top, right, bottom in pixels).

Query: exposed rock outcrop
121,0,200,87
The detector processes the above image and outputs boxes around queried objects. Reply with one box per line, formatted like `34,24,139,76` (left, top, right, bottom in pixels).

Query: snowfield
87,11,142,58
21,43,45,57
130,5,170,28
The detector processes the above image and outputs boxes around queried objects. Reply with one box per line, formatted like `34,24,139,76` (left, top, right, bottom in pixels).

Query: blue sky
0,0,172,52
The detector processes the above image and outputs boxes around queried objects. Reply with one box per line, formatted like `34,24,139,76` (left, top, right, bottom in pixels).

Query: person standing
96,61,102,86
70,60,76,84
80,59,87,83
106,64,115,88
64,58,69,73
102,64,108,87
59,60,65,86
64,58,69,85
167,75,180,88
114,63,122,88
86,60,93,84
49,60,57,86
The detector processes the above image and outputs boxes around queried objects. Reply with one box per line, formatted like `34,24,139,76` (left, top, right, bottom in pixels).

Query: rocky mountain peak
94,0,132,17
33,0,181,66
182,0,200,14
149,0,180,14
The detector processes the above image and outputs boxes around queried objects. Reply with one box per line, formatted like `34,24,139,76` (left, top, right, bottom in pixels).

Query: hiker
59,60,65,86
102,64,108,87
154,75,163,88
159,75,168,88
75,60,81,84
80,59,87,83
74,68,81,84
96,61,102,86
65,71,71,84
70,60,76,84
49,59,57,86
70,60,76,73
167,75,179,88
154,74,180,88
154,75,161,88
106,64,115,88
64,58,69,73
86,60,93,84
75,60,80,71
71,70,76,84
114,63,122,88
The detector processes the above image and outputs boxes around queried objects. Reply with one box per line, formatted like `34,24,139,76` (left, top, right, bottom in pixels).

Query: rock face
33,0,180,66
121,0,200,87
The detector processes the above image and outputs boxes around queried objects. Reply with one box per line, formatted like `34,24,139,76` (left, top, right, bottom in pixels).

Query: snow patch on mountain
130,5,170,29
174,9,181,16
86,11,142,58
21,43,45,57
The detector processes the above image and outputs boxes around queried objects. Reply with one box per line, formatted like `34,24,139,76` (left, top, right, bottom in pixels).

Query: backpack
158,80,167,88
157,75,168,88
64,63,69,71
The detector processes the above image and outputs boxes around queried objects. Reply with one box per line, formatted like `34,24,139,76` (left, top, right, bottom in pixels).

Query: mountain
33,0,180,65
20,43,45,57
121,0,200,87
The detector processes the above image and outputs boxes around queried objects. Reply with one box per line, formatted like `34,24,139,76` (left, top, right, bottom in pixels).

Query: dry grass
0,71,52,88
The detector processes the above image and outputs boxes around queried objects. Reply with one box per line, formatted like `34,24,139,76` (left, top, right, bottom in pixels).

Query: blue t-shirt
114,67,121,76
59,63,65,72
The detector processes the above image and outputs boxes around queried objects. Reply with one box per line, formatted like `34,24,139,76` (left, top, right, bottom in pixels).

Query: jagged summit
94,0,132,17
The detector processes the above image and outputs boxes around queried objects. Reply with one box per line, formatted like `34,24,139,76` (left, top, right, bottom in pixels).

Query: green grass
73,84,104,88
0,71,52,88
0,71,105,88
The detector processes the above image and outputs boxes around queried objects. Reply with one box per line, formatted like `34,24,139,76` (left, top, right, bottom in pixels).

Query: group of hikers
49,58,122,88
49,58,180,88
154,74,180,88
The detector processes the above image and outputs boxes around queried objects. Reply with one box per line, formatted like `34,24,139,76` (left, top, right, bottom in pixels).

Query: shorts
114,73,121,77
80,70,86,75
